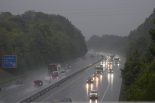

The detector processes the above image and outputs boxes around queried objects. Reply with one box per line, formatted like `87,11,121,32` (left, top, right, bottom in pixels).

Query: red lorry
48,64,61,79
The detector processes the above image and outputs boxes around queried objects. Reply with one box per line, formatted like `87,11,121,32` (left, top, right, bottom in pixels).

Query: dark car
33,80,43,87
96,70,103,74
86,77,94,84
108,69,113,73
93,73,100,78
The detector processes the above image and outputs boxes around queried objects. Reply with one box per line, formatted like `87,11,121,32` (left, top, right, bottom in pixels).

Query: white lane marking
101,78,110,101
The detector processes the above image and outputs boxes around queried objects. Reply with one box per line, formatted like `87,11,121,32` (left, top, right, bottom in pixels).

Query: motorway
0,53,124,103
34,58,123,102
0,54,100,103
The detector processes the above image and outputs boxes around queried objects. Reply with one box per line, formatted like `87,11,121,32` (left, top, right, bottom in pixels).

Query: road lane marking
101,77,110,101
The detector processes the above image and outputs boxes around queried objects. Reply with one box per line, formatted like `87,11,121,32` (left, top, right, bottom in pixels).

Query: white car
89,90,98,99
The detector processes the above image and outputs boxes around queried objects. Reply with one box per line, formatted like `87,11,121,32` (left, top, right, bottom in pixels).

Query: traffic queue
86,55,120,101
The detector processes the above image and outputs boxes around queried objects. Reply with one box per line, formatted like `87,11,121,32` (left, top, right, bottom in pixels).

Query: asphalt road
0,54,100,103
34,58,123,102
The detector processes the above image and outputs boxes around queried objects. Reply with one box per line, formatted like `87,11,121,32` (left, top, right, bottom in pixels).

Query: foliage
0,11,87,69
121,9,155,101
122,51,143,87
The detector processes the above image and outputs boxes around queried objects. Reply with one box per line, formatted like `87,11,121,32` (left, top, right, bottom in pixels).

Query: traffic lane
65,56,99,76
35,65,109,102
102,63,122,101
62,59,123,102
34,65,96,102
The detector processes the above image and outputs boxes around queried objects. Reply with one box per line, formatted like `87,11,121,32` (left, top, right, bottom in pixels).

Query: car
89,90,98,99
33,80,43,87
114,56,120,63
93,73,100,78
95,65,104,73
108,69,113,73
107,62,112,69
96,70,103,74
110,55,115,61
86,77,94,84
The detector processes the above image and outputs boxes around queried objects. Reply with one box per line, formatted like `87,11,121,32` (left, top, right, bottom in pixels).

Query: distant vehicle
114,57,120,61
86,77,94,84
107,62,113,73
48,64,61,79
66,64,72,69
93,73,100,79
101,55,106,60
110,55,115,60
95,65,104,73
108,68,113,73
89,90,98,99
107,55,114,62
96,70,102,75
107,62,112,69
101,60,106,68
114,56,120,64
33,80,43,87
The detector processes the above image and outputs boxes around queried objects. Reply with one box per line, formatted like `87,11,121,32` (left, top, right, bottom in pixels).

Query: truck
95,64,105,74
114,56,120,65
48,64,61,79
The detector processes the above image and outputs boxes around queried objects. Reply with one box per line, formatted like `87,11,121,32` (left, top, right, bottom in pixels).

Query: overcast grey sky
0,0,155,39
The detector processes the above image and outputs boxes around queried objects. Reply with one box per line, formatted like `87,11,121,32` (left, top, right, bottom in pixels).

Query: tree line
87,34,128,55
0,11,87,70
120,9,155,101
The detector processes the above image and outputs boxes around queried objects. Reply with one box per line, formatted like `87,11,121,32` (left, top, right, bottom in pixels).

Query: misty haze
0,0,155,103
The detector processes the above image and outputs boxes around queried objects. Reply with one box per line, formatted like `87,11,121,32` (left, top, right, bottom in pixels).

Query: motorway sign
1,55,17,69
